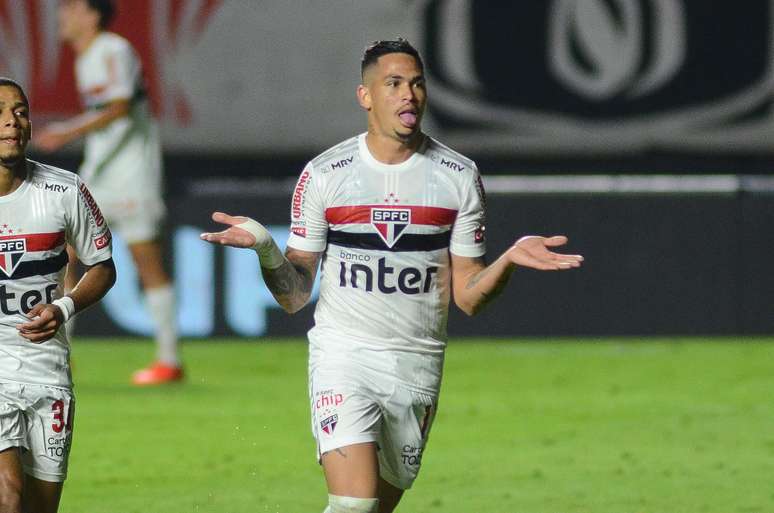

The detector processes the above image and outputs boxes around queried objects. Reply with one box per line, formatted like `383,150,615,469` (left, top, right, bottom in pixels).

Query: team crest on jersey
321,414,339,435
0,239,26,278
371,208,411,248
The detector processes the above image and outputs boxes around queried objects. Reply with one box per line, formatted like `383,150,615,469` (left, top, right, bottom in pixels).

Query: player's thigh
311,368,383,497
0,448,23,512
22,477,62,513
321,442,380,498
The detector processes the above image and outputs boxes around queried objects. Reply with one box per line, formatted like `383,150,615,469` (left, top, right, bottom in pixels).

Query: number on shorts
52,400,65,433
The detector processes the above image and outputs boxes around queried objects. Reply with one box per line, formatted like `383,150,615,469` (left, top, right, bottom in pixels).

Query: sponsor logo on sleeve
78,182,105,228
291,226,307,237
93,230,112,250
291,169,311,220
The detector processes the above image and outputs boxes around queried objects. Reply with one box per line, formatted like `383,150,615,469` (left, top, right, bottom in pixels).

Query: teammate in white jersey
0,78,115,513
201,40,583,513
36,0,182,385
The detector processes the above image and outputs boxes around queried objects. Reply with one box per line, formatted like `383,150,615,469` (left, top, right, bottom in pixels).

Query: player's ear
356,84,371,111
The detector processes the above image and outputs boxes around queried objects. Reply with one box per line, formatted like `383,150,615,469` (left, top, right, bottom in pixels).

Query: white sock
145,284,179,366
327,495,379,513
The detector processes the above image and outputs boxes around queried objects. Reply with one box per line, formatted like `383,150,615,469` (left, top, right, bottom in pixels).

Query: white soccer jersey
288,134,486,395
0,160,112,388
75,32,163,226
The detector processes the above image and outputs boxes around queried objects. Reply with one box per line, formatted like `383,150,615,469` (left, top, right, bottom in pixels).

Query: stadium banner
76,188,771,338
2,0,774,155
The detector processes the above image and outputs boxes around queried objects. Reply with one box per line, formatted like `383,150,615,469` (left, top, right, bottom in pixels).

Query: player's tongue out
399,111,417,128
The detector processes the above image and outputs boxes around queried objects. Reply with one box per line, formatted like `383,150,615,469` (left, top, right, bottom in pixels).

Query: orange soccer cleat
131,362,184,385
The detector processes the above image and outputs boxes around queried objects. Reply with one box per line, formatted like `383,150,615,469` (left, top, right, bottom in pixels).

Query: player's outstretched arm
200,212,321,313
451,235,583,316
17,258,117,342
35,99,131,152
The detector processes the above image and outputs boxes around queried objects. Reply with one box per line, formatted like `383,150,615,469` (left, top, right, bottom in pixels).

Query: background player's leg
321,442,380,498
376,477,403,513
21,476,62,513
128,240,182,385
0,448,23,513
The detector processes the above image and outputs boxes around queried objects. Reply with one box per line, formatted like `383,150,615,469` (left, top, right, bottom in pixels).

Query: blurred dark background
4,1,772,337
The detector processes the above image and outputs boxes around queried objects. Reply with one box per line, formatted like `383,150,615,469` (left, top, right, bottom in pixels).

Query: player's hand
16,303,65,343
34,125,71,152
200,212,271,250
506,236,584,271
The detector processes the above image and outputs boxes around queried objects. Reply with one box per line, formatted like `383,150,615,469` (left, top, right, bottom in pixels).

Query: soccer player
35,0,182,385
201,39,583,513
0,77,115,513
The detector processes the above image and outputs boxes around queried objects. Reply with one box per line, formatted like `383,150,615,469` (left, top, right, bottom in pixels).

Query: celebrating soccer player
0,77,116,513
201,39,583,513
35,0,182,385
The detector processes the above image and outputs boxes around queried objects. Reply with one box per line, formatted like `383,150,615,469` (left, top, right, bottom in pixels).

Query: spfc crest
371,208,411,248
321,414,339,435
0,239,26,278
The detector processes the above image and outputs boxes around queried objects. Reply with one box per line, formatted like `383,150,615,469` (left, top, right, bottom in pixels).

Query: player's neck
71,28,101,55
365,131,424,165
0,161,25,197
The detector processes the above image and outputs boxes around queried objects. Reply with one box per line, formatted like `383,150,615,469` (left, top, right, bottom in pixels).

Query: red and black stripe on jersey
0,232,67,281
325,205,457,252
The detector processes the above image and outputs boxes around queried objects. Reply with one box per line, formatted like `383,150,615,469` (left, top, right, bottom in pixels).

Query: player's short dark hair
361,38,424,78
0,77,29,107
87,0,115,29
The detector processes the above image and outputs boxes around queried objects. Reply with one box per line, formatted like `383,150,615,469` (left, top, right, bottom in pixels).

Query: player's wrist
52,296,76,323
234,218,285,269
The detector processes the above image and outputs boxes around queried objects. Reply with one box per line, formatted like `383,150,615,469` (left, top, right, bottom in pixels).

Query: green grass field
58,337,774,513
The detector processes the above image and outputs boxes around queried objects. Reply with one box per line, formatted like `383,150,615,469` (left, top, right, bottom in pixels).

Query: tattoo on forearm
465,266,492,290
465,264,513,309
262,257,315,310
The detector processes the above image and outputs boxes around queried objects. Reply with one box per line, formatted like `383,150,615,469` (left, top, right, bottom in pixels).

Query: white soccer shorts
309,364,437,490
0,382,75,482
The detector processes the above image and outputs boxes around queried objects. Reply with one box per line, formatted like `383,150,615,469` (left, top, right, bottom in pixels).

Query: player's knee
0,472,23,513
326,494,379,513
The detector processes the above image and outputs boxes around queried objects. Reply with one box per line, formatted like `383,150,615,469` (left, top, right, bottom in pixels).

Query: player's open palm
200,212,272,250
507,235,583,271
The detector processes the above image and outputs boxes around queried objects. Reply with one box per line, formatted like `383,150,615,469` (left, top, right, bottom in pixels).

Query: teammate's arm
35,98,131,152
200,212,321,313
16,258,117,342
451,236,583,316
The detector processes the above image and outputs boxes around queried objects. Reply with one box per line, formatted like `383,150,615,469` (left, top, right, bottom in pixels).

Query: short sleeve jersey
288,134,486,394
75,32,154,185
0,161,113,388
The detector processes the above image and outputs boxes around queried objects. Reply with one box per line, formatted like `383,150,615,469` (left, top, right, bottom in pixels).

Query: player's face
0,86,30,167
360,53,427,143
58,0,94,42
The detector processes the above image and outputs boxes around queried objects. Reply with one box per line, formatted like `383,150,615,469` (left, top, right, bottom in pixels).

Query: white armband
52,296,76,323
234,218,286,270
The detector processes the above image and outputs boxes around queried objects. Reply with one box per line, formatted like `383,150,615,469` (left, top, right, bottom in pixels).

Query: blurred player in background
35,0,182,385
201,39,583,513
0,77,115,513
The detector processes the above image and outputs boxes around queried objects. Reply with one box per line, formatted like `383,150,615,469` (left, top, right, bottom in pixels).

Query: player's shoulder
423,136,477,176
93,31,134,55
307,135,360,174
26,160,80,191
